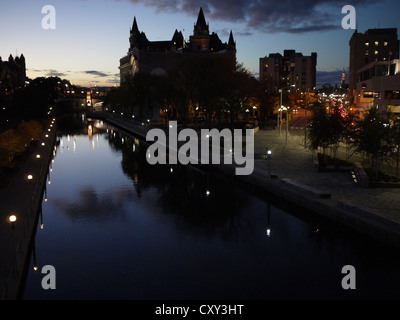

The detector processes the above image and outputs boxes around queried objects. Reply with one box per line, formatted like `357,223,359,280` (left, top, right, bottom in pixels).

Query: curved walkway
0,118,57,300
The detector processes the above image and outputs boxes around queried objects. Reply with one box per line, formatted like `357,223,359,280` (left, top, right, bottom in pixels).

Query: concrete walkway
0,118,57,300
228,127,400,248
253,129,400,223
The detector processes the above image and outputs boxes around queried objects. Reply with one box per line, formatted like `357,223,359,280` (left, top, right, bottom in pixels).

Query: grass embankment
0,120,43,188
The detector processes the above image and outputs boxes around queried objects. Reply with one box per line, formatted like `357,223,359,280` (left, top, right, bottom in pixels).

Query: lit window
374,41,379,46
374,50,378,55
365,41,369,46
384,41,388,46
365,50,369,55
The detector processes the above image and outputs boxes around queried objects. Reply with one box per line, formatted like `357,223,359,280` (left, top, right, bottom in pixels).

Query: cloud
127,0,379,34
84,70,110,77
26,69,67,77
46,69,67,77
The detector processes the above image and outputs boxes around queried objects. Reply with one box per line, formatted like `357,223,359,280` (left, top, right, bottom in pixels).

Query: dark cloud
128,0,379,34
84,70,110,77
42,69,67,77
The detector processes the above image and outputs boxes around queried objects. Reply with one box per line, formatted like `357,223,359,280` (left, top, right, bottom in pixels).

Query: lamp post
279,85,295,138
266,148,272,178
278,106,288,145
304,89,308,149
9,214,17,274
279,89,283,134
266,203,271,237
8,214,17,229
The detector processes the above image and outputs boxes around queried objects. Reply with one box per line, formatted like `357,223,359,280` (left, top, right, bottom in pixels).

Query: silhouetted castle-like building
119,7,236,83
0,54,26,91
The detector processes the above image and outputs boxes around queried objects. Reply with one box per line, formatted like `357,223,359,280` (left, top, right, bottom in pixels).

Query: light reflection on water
22,122,400,300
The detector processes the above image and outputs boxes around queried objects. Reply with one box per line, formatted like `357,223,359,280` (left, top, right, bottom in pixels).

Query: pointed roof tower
129,16,148,50
228,30,236,48
194,7,209,36
131,17,140,38
172,29,184,49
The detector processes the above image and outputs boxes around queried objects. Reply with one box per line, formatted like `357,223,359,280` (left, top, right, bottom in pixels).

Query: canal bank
0,117,57,300
92,112,400,250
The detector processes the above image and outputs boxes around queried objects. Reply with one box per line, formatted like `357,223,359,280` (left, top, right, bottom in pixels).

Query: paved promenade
236,128,400,247
254,129,400,219
0,118,56,300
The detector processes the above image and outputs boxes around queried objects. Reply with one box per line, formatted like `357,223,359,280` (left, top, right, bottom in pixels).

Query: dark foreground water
21,119,400,300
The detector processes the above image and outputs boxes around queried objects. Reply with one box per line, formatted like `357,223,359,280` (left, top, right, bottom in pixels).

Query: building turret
193,7,209,36
228,30,236,49
129,17,149,50
172,29,184,49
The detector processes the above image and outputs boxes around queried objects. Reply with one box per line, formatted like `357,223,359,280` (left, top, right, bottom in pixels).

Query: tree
218,63,255,125
328,105,346,158
12,77,62,119
307,102,331,158
0,120,42,166
351,107,392,179
387,114,400,180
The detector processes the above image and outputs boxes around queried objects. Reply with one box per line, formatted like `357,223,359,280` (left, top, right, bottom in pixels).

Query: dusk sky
1,0,399,88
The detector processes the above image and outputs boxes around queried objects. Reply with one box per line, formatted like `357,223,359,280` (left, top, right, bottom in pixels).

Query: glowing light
8,215,17,223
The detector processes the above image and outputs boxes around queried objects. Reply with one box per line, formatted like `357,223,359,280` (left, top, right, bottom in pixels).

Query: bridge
56,91,106,111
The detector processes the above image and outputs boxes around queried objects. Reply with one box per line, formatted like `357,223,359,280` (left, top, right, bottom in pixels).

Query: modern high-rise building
119,7,236,83
259,50,317,94
354,59,400,114
349,28,399,92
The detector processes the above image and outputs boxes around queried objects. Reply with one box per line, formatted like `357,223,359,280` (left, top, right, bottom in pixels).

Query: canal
21,117,400,300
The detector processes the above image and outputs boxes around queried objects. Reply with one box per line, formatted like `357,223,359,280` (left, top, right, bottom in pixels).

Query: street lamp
278,106,288,144
304,89,309,149
8,214,17,228
266,203,271,237
266,148,272,178
279,86,294,135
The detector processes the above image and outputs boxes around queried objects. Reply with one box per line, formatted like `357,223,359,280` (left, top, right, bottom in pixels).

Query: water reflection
53,186,135,223
106,128,252,239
